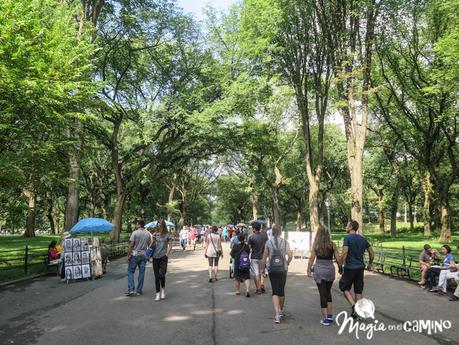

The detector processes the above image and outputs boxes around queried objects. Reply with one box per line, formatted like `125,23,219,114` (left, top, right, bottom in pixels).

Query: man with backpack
248,222,268,294
261,224,293,324
230,233,252,297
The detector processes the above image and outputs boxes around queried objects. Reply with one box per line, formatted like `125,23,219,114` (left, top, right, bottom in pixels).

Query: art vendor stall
62,218,113,283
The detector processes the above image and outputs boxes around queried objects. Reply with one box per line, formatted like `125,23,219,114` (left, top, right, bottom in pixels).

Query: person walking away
339,220,374,319
126,220,150,296
222,227,229,243
307,226,342,326
205,225,223,282
152,220,173,301
261,224,292,324
230,233,252,297
179,226,188,251
249,222,268,294
230,230,240,249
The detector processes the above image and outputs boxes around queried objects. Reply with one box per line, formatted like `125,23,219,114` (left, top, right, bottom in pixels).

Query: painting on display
82,265,91,278
81,251,90,265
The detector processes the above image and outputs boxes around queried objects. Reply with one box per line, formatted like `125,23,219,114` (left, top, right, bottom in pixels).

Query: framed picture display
82,264,91,278
63,239,73,252
81,251,90,265
64,252,73,266
73,265,82,279
65,267,74,280
73,238,81,252
73,252,82,266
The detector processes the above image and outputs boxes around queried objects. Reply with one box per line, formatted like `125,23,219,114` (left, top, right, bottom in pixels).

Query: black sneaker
125,291,135,297
449,295,459,301
208,278,213,283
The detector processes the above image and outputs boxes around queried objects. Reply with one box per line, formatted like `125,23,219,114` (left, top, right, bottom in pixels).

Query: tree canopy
0,0,458,242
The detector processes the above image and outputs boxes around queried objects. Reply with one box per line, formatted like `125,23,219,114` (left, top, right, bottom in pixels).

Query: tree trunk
408,201,415,231
47,197,56,235
64,125,82,231
237,207,244,223
23,190,36,237
390,179,401,238
422,172,432,237
296,209,302,231
251,193,258,221
109,121,125,243
349,157,364,232
438,194,452,243
377,190,385,234
177,185,187,231
111,193,127,243
308,180,320,232
167,174,177,222
178,207,186,231
272,187,281,227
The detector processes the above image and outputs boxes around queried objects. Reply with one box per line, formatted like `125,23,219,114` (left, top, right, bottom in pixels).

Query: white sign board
284,231,312,252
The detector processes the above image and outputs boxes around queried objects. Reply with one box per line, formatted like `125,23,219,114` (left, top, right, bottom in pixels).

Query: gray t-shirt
153,232,172,259
130,228,151,255
249,231,268,260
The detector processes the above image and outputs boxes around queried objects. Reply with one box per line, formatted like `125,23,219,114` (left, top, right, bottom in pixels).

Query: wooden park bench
389,254,420,279
373,251,386,273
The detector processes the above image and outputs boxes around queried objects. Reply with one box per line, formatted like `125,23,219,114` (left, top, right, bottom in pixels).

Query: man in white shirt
179,226,189,251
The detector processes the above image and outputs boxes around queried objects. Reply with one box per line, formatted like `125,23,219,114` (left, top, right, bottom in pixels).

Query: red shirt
190,229,197,240
48,248,59,260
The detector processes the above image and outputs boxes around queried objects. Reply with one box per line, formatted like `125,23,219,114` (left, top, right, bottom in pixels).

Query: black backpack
269,238,285,272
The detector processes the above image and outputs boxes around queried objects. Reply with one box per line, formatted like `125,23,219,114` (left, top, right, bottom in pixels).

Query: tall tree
316,0,380,231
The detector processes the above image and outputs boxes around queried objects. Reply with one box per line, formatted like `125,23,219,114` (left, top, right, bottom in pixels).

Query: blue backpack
239,246,251,270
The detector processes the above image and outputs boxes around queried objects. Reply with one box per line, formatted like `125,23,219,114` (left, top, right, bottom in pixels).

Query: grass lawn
331,227,459,252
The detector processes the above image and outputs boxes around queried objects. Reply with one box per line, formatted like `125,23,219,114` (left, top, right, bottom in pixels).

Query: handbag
210,234,222,257
146,244,155,258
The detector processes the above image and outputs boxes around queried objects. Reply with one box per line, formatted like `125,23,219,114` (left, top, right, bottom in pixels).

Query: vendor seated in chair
48,240,61,263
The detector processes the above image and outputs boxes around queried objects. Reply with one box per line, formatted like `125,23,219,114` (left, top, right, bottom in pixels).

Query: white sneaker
160,289,166,300
154,293,160,301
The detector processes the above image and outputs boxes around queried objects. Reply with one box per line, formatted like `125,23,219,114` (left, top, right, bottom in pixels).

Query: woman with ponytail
261,224,292,324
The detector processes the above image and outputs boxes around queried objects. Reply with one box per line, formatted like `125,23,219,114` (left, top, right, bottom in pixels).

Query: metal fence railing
0,240,130,284
335,240,422,280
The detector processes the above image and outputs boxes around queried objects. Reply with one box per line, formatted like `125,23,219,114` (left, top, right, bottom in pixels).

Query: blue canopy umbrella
145,220,175,229
70,218,114,234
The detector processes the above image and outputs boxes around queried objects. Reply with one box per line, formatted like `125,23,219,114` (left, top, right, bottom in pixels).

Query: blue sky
176,0,236,20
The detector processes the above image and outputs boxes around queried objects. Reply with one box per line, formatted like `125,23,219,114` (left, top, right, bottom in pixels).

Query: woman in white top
205,225,223,282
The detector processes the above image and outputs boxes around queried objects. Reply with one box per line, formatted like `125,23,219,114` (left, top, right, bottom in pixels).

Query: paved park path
1,242,457,345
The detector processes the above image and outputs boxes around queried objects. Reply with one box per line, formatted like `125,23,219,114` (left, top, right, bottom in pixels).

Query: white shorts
250,259,263,277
